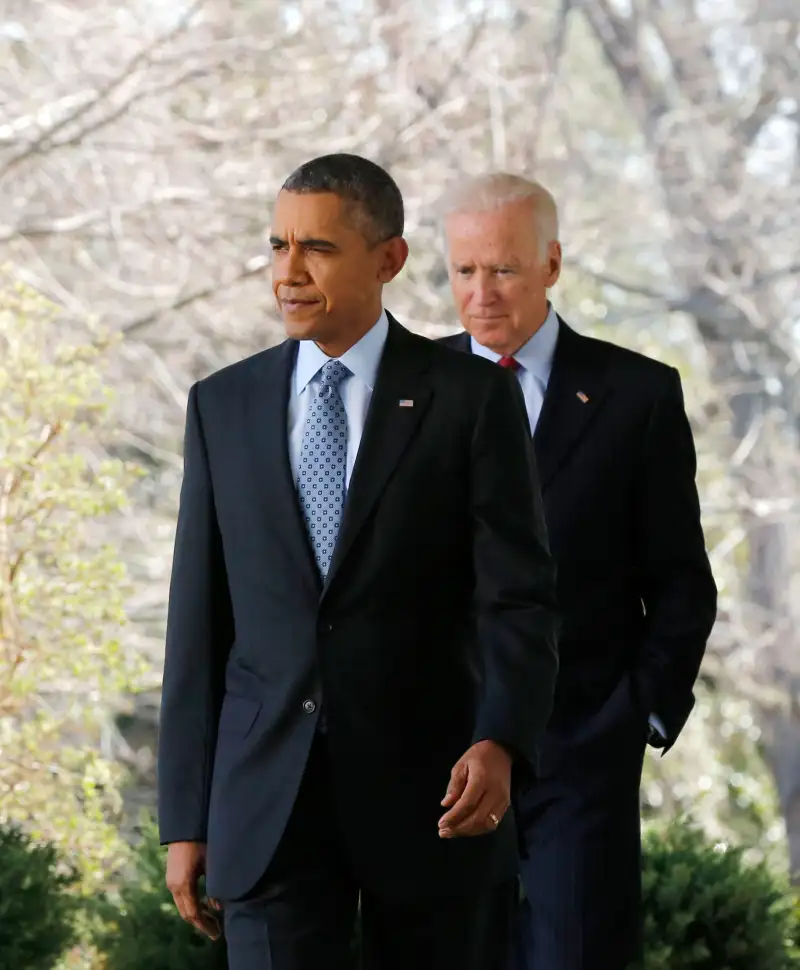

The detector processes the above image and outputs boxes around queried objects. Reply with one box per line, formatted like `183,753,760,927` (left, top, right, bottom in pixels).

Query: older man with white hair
438,173,717,970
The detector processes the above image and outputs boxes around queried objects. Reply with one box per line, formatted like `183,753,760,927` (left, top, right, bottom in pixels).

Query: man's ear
378,237,409,283
545,240,562,289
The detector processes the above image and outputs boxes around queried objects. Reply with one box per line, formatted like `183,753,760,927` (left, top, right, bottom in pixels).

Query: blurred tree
0,0,798,874
562,0,800,878
0,268,145,888
641,683,786,869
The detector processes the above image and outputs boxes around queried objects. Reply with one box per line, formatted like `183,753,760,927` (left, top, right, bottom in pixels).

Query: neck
317,308,383,358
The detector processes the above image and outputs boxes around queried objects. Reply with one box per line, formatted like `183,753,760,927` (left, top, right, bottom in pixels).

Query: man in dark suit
157,154,559,970
438,173,717,970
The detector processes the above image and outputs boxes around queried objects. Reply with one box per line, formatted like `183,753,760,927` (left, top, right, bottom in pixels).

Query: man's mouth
281,297,319,311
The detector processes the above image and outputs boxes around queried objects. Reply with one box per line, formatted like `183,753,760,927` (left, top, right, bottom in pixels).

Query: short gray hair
437,173,559,260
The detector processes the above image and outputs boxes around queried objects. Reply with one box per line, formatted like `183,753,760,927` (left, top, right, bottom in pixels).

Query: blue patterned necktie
296,359,350,579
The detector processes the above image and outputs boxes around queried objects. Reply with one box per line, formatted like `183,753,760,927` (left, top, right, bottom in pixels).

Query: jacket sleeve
157,382,234,844
634,367,717,747
469,367,560,777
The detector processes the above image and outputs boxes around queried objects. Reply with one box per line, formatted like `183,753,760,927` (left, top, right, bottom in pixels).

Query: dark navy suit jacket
441,319,717,746
157,316,558,902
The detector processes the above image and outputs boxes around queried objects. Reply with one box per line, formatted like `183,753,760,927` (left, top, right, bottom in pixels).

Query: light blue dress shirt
469,302,559,433
288,309,389,491
469,302,666,743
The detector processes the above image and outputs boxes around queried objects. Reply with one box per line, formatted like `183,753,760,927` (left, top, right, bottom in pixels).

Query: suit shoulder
437,332,467,352
577,331,677,389
195,342,287,396
411,330,499,380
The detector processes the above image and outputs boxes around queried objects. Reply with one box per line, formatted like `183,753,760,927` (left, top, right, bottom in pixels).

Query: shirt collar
469,303,560,384
295,309,389,395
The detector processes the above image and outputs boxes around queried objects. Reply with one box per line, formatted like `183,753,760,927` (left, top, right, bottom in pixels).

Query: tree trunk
705,339,800,882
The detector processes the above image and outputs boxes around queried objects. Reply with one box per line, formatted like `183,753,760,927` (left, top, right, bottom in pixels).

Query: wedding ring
489,812,499,827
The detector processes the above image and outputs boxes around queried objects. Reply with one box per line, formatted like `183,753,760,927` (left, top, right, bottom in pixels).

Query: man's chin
282,311,322,341
467,318,510,350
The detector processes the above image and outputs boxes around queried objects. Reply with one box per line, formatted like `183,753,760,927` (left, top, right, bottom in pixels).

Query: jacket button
302,699,316,714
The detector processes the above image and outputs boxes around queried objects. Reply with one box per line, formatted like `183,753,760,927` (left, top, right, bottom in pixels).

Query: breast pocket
217,693,261,739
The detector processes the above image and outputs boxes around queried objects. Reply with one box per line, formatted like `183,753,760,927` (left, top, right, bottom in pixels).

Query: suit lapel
322,317,433,597
533,319,610,489
246,340,321,597
446,318,611,491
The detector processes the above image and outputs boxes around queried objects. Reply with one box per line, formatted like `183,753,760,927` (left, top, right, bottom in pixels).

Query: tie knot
319,359,350,390
498,355,520,372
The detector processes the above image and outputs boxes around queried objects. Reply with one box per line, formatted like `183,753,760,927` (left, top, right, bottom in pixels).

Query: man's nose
472,279,498,306
279,244,309,284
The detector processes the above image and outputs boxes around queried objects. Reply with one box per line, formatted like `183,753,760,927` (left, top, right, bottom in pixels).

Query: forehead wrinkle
446,206,541,254
449,243,522,266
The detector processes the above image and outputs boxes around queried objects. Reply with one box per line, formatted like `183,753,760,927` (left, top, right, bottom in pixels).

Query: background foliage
0,823,80,970
0,0,799,964
635,819,800,970
0,273,145,887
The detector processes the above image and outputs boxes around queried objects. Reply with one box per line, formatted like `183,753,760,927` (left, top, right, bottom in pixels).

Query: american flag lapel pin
576,391,589,403
398,399,414,407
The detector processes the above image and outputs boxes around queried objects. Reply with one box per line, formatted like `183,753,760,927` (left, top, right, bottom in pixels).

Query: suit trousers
512,673,648,970
222,735,517,970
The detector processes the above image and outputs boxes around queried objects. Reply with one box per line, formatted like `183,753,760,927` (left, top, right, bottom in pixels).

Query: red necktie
498,355,520,372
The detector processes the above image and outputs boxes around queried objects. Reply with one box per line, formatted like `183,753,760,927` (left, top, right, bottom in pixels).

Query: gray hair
436,173,559,260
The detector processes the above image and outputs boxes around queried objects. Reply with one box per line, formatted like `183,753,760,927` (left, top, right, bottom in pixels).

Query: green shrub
94,817,227,970
793,892,800,950
0,822,80,970
634,819,800,969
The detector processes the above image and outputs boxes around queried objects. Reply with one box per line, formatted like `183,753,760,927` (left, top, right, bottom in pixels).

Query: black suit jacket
440,318,716,749
157,315,558,902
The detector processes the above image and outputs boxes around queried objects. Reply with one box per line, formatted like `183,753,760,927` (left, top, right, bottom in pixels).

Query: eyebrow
269,235,339,251
452,259,519,269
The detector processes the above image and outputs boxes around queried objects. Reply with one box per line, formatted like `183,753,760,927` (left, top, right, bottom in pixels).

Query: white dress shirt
288,309,389,491
469,302,667,743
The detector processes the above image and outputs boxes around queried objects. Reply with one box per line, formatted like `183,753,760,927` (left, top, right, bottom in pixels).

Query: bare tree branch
45,62,216,155
376,15,488,167
563,258,674,302
528,0,576,164
0,0,206,181
120,256,269,337
0,188,211,243
579,0,672,135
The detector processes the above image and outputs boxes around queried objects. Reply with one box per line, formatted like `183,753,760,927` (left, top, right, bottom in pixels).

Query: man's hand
166,841,221,939
438,740,512,838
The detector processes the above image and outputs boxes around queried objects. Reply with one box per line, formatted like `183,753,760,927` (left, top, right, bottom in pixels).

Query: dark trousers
223,737,516,970
513,674,648,970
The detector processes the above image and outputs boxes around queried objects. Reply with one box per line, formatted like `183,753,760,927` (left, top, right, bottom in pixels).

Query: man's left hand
438,740,512,838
